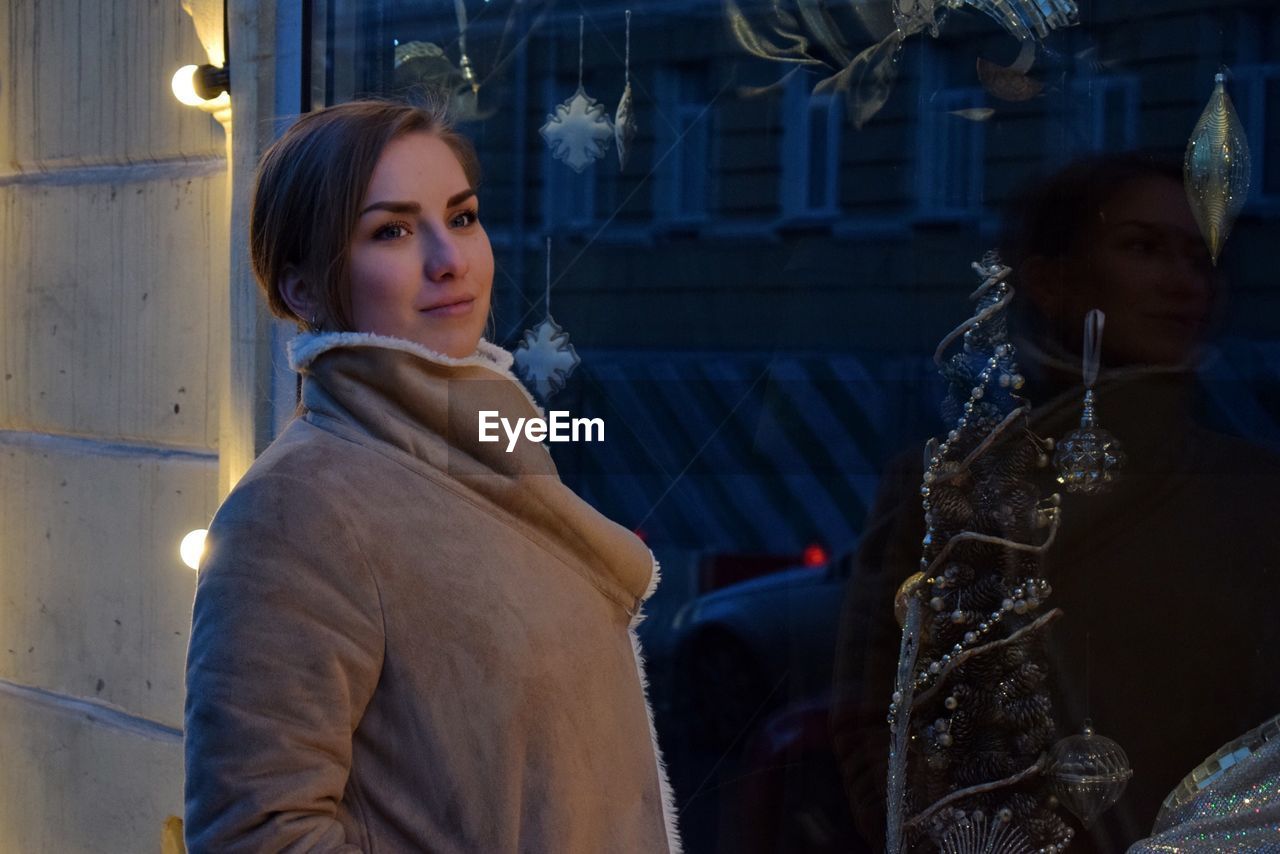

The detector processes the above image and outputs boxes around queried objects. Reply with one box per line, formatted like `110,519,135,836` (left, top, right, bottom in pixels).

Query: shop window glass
302,3,1280,852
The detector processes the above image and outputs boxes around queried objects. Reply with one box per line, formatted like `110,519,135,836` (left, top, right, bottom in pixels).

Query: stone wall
0,1,228,849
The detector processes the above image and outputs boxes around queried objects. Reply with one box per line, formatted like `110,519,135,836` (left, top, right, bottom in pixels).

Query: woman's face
1050,176,1216,367
347,131,493,359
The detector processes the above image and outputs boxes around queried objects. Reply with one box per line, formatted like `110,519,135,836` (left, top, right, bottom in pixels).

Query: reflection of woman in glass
183,99,682,853
832,153,1280,852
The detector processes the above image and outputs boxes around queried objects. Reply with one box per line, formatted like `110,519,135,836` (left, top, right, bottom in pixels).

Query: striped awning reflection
547,349,942,555
542,339,1280,555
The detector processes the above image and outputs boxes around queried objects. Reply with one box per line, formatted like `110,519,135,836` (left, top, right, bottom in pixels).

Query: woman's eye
373,221,412,240
450,209,479,228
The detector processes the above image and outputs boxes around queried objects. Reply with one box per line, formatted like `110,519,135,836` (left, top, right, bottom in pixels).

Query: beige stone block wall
0,441,216,726
0,1,225,167
0,0,229,849
0,689,185,853
0,175,224,447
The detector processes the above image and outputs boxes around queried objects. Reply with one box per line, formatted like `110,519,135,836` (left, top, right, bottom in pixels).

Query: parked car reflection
639,551,865,853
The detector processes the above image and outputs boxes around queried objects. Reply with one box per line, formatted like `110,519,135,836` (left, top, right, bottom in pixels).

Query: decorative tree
885,254,1078,853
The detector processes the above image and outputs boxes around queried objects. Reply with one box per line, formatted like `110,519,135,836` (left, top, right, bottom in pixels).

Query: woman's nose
423,230,468,282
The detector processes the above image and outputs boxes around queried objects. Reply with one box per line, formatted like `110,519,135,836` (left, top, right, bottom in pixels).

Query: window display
300,2,1280,851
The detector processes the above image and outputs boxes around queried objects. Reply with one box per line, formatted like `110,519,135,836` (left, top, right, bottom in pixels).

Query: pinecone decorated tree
885,254,1074,854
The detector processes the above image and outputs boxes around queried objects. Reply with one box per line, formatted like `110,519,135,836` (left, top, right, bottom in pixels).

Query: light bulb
181,529,208,570
172,65,205,106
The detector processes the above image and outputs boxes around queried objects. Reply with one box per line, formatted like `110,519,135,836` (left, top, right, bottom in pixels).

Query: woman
183,98,682,854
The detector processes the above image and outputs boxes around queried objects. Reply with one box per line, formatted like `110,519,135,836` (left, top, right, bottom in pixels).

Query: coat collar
287,331,656,612
289,330,544,417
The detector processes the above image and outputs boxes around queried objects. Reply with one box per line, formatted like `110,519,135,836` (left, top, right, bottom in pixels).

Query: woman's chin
412,330,481,359
349,319,483,359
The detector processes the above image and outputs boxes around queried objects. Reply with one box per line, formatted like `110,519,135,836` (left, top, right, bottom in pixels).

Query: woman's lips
421,298,474,318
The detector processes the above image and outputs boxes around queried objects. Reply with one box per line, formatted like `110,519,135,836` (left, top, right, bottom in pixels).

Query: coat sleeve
183,472,385,853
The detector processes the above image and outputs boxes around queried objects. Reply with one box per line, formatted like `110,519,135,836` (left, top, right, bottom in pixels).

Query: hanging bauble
1184,71,1251,265
1054,310,1125,494
1046,721,1133,828
615,10,637,171
454,0,479,96
615,84,636,170
1053,401,1125,494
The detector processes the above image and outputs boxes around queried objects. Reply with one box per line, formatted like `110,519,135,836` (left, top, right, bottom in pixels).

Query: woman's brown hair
250,95,481,331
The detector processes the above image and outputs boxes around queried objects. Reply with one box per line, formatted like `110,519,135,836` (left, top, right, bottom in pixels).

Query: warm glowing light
181,529,209,570
171,65,230,111
172,65,205,106
802,543,828,567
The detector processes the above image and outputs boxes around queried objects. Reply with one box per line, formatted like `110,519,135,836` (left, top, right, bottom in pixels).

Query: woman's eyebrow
359,189,476,218
446,188,477,207
360,200,420,217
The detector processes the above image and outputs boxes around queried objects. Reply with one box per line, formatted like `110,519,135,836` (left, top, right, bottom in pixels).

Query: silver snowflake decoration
541,87,614,173
513,315,581,400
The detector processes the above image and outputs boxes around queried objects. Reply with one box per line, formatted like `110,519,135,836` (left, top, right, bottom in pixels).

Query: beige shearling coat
183,331,682,853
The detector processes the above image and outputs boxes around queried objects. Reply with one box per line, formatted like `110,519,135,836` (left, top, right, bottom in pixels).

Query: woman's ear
278,266,314,323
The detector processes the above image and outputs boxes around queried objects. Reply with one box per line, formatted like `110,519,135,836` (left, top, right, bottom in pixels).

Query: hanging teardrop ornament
513,238,582,401
1054,310,1125,494
454,0,479,95
1045,721,1133,828
1184,71,1251,265
615,10,637,171
541,16,615,173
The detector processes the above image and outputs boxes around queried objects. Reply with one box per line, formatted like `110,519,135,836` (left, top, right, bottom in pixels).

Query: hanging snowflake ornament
615,10,637,171
514,316,581,400
513,238,582,401
541,16,614,173
542,88,614,173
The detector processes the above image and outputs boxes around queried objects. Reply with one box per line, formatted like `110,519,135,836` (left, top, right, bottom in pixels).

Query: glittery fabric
1127,735,1280,853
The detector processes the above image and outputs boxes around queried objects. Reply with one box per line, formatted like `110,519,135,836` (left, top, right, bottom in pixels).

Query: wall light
173,0,229,112
172,64,230,108
181,529,209,571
